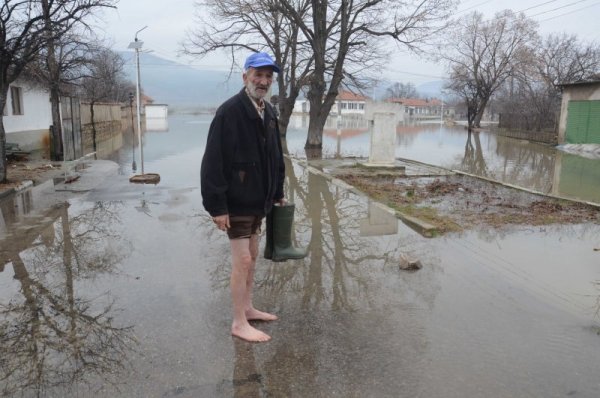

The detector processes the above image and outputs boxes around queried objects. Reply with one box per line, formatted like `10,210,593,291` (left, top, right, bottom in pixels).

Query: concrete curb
0,180,34,200
451,170,600,210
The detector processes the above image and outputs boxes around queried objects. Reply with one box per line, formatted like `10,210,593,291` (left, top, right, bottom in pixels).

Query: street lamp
127,27,160,185
128,26,147,175
128,92,136,171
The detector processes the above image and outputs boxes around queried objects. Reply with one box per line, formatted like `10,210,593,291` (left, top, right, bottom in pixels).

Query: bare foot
231,323,271,342
246,308,278,322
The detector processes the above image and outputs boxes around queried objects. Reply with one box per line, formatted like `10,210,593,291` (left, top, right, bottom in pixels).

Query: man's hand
212,214,230,231
274,197,287,206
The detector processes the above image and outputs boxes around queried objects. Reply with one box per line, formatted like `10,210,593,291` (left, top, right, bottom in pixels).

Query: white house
145,103,168,119
2,79,52,151
334,90,368,115
293,90,369,115
144,103,169,132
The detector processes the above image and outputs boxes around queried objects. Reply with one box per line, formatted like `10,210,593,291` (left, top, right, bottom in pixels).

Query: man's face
243,67,274,100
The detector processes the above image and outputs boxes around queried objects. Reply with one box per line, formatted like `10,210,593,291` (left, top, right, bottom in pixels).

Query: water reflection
206,155,443,395
285,115,600,204
0,201,135,396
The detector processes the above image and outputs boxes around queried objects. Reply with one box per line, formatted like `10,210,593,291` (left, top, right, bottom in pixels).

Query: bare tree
277,0,455,152
183,0,314,137
496,33,600,132
77,48,134,152
537,33,600,89
384,81,419,99
185,0,453,150
0,0,116,182
440,10,538,129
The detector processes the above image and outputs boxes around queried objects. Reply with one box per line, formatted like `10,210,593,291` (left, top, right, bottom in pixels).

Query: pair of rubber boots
264,203,308,262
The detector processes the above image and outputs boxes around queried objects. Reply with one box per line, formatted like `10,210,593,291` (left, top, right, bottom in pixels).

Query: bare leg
230,238,271,342
244,233,278,322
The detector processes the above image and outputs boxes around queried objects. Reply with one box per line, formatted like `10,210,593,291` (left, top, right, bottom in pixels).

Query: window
11,86,23,115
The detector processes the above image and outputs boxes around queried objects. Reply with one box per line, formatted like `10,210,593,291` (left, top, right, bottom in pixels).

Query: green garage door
565,100,600,144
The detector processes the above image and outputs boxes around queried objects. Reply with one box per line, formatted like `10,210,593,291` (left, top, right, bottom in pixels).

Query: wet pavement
1,114,600,397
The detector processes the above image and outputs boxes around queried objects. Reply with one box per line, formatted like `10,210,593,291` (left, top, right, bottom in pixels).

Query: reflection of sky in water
117,114,600,204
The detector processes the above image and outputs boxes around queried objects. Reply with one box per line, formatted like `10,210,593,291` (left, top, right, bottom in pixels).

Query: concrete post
367,112,398,166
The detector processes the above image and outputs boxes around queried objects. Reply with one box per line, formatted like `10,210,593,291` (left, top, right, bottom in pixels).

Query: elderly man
200,52,285,343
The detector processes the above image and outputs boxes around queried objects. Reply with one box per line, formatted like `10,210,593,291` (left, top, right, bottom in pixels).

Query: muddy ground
0,159,64,192
335,167,600,234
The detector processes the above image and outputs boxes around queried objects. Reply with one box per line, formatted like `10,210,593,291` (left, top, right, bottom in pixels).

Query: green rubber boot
271,203,308,262
263,211,273,260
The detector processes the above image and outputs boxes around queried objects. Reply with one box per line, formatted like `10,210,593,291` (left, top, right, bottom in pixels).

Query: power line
455,0,496,15
527,0,593,17
536,0,600,21
518,0,562,13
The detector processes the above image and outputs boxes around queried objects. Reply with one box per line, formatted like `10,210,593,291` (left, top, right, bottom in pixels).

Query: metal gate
566,100,600,144
60,96,83,160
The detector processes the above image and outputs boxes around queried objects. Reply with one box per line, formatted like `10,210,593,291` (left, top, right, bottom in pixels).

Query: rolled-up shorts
227,215,264,239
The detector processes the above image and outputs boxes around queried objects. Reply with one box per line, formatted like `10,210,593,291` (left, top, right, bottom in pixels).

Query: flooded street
1,114,599,397
286,115,600,205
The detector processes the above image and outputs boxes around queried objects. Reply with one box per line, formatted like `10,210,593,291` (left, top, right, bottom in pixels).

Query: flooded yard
286,114,600,205
0,114,599,397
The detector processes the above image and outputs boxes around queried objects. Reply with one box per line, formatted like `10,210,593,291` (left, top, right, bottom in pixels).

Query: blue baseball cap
244,52,280,73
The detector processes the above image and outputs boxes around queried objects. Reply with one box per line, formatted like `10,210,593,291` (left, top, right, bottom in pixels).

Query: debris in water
399,255,422,271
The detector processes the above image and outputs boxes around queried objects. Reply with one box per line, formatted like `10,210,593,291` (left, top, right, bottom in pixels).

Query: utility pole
127,27,160,185
128,92,136,171
128,26,147,175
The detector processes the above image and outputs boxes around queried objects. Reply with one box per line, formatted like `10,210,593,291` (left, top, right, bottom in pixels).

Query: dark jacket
200,88,285,217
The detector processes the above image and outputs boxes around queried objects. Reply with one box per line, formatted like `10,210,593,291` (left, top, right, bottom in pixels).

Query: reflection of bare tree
461,130,489,177
0,201,136,396
494,135,555,193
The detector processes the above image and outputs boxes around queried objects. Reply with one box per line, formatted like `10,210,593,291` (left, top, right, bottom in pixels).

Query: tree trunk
47,46,62,156
474,97,489,128
0,91,8,183
278,100,292,137
49,87,62,157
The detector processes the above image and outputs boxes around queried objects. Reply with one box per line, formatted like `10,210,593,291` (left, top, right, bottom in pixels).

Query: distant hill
118,52,451,109
119,52,241,110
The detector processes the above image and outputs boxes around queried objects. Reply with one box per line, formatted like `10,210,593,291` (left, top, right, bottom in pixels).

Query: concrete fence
80,102,124,156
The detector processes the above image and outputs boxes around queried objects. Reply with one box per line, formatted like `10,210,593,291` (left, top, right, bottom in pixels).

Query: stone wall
80,102,124,155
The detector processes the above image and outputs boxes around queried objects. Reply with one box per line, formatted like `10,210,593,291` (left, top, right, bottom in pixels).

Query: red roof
387,97,441,107
337,90,368,101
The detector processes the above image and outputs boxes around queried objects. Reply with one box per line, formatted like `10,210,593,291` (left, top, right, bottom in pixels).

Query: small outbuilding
558,76,600,144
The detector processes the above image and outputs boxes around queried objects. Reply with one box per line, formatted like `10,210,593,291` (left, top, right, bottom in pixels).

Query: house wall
3,81,52,151
293,100,309,114
558,83,600,143
146,104,168,119
338,100,365,115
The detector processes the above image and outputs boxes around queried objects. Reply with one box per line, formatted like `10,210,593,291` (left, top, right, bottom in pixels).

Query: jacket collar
238,87,262,120
238,87,277,122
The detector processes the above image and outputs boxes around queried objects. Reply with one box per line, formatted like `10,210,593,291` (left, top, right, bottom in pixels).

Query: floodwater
0,114,599,397
286,114,600,205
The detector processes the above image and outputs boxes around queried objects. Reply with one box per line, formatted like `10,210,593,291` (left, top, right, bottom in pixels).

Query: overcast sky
99,0,600,84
